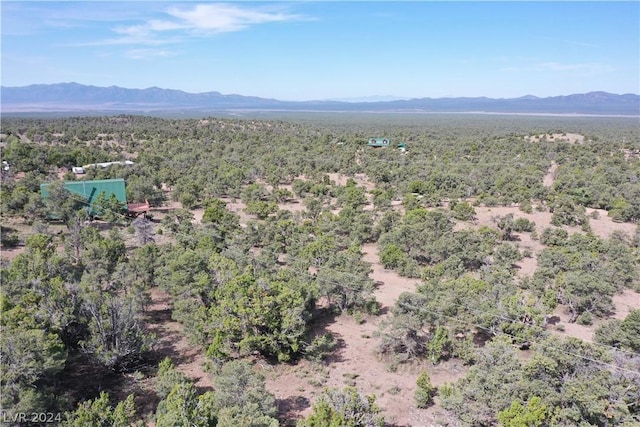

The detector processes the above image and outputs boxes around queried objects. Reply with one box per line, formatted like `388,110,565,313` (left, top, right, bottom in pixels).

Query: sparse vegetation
1,114,638,425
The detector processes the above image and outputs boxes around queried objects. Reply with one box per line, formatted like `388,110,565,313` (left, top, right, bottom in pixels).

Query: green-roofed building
367,137,392,147
40,178,127,216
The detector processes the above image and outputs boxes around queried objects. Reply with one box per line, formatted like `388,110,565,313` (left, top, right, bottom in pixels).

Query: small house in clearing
367,137,407,152
40,178,149,218
368,137,392,147
82,160,135,169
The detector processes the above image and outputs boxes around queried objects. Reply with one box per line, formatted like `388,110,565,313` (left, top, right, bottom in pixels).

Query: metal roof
40,178,127,215
367,137,391,147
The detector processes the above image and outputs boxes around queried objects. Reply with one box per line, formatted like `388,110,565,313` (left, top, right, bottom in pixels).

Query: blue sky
2,1,638,100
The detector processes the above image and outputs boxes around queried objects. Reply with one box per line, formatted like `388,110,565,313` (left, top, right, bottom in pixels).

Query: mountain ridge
2,83,638,115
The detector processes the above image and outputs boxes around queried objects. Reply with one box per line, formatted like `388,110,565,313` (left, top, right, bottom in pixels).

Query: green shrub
179,192,197,209
576,312,593,325
380,244,405,269
451,200,476,221
1,231,19,248
305,333,336,363
513,217,535,232
519,200,533,214
414,370,435,408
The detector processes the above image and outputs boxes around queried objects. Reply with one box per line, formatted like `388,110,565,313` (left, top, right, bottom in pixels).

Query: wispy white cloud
2,2,154,35
538,36,600,49
560,39,600,48
62,3,306,50
124,48,177,60
500,66,522,72
165,3,302,33
73,33,181,47
100,3,305,46
501,61,615,74
536,62,615,73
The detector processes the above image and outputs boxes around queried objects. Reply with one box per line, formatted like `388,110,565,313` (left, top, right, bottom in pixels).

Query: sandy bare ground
136,185,640,425
1,217,47,260
525,133,585,144
328,172,377,192
453,205,551,279
0,244,27,261
456,204,637,279
503,205,640,242
5,171,637,425
219,197,252,226
611,289,640,320
543,161,558,187
125,287,213,425
622,148,640,161
585,208,638,240
265,240,467,426
549,288,640,343
144,177,452,424
460,203,639,344
549,304,600,343
278,200,307,214
144,288,212,390
258,177,468,425
266,320,467,427
362,242,421,313
529,132,581,191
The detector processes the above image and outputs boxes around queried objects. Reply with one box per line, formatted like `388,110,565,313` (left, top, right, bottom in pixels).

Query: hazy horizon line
3,81,639,102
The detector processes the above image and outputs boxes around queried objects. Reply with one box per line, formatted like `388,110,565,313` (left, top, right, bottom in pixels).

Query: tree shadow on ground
55,352,148,413
473,329,493,347
545,315,561,325
87,220,119,232
376,305,391,316
144,305,201,367
305,306,347,364
276,395,310,426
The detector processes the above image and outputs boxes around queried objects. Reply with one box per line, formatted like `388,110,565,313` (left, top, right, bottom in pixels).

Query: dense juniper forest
1,113,639,427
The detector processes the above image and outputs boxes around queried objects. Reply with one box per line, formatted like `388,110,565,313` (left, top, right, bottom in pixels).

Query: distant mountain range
1,83,638,116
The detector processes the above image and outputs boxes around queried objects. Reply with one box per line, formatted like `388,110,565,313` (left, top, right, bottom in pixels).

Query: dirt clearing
144,288,212,390
265,240,467,426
